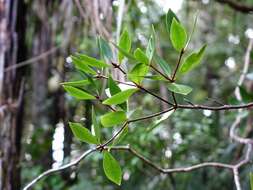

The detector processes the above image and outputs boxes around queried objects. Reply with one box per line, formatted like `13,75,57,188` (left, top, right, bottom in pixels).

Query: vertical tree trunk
0,0,26,189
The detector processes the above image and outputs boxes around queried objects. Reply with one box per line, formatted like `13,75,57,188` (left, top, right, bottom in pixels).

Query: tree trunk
0,0,27,189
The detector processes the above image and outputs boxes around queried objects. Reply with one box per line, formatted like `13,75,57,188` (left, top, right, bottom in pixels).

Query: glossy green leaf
77,53,109,68
250,173,253,190
167,83,192,95
101,111,127,127
112,42,136,61
153,54,171,76
180,44,207,73
103,89,137,105
146,33,155,62
60,80,90,87
98,36,113,60
166,9,179,33
134,48,149,65
92,107,101,143
170,18,187,52
71,56,97,75
103,151,122,185
118,29,131,63
128,63,149,84
69,122,98,144
108,75,121,95
63,85,96,100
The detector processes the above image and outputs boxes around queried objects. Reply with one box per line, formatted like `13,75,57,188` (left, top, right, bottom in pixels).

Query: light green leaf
128,63,149,84
167,83,192,95
180,44,207,73
69,122,98,144
146,33,155,62
60,80,90,87
103,151,122,185
103,89,137,105
98,36,113,60
71,56,97,75
118,29,131,63
77,53,109,68
101,111,127,127
63,85,96,100
166,9,179,33
112,42,136,61
134,48,149,65
170,18,187,52
250,173,253,190
92,107,101,143
153,54,171,77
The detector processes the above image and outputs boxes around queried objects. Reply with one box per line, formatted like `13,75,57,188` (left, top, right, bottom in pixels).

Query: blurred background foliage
1,0,253,190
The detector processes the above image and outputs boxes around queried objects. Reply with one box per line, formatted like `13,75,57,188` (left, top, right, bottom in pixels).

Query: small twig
171,49,184,81
150,64,173,82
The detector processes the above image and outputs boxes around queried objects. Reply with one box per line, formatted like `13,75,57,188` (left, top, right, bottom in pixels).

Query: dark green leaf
77,53,109,68
98,36,113,60
63,85,96,100
167,83,192,95
166,9,179,33
170,18,187,52
153,54,171,76
128,63,149,84
134,48,149,65
92,107,101,143
103,151,122,185
71,56,97,75
103,89,138,105
69,122,98,144
60,80,90,87
101,111,127,127
180,44,207,73
239,86,253,103
118,29,131,63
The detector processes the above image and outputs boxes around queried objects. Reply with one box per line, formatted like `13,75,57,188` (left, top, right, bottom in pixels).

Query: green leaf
101,111,127,127
167,83,192,95
71,56,97,75
166,9,179,33
128,63,149,84
180,44,207,73
92,107,101,143
60,80,90,87
153,54,171,76
170,18,187,52
98,36,113,60
63,85,96,100
112,42,137,61
146,33,155,62
69,122,98,144
250,173,253,190
103,89,137,105
134,48,149,65
118,29,131,63
77,53,109,68
239,86,253,103
108,75,121,95
103,151,122,185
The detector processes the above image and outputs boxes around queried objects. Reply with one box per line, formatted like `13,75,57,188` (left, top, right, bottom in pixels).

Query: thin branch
150,64,173,82
216,0,253,14
171,49,184,81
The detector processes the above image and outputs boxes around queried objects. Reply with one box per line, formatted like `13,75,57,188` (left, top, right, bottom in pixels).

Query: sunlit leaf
103,151,122,185
92,107,101,143
134,48,149,65
167,83,192,95
180,44,207,73
77,53,109,68
166,9,179,33
60,80,90,87
63,85,96,100
153,54,171,77
101,111,127,127
71,56,97,75
69,122,98,144
118,29,131,63
98,36,113,60
128,63,149,84
103,89,138,105
170,18,187,52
